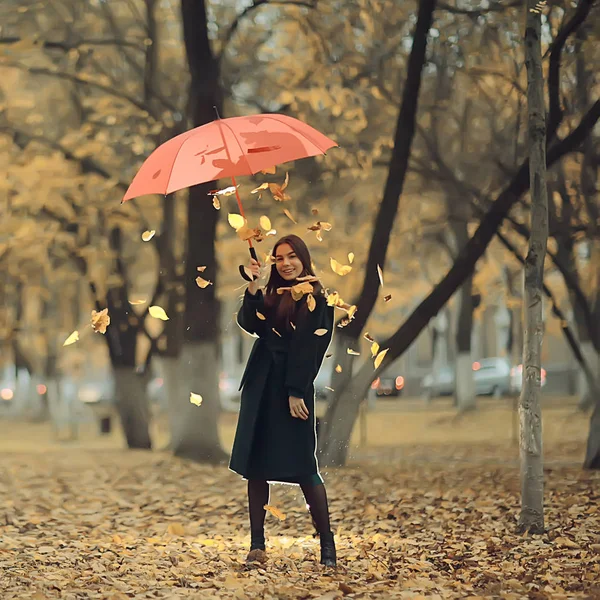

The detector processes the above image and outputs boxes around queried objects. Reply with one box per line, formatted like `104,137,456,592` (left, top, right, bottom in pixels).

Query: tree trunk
177,0,227,464
517,1,547,534
320,0,437,456
113,367,152,449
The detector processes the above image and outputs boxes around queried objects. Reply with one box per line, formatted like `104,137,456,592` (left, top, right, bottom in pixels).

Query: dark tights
247,479,332,539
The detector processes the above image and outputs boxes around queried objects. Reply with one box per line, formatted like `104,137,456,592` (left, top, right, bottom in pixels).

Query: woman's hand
289,396,309,420
247,258,261,295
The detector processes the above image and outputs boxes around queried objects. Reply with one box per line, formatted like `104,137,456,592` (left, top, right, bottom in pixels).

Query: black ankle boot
319,530,337,567
249,531,265,551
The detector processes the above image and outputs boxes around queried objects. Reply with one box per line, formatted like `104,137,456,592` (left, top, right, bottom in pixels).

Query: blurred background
0,0,598,465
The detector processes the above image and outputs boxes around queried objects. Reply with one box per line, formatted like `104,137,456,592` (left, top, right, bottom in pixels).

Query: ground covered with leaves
1,444,599,600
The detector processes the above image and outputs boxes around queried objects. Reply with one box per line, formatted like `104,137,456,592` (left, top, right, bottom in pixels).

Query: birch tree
517,0,548,534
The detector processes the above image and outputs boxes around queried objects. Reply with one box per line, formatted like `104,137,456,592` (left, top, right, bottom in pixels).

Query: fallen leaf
149,305,169,320
377,264,384,286
212,196,221,210
283,208,297,224
256,311,266,320
374,348,389,369
189,392,203,407
91,308,110,334
314,328,329,336
264,505,286,520
259,215,272,231
167,523,186,535
196,276,213,289
330,257,352,276
63,331,79,346
307,293,316,312
141,230,155,242
227,213,246,231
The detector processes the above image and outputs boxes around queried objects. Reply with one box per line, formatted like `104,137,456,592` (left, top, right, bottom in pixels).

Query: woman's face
275,243,304,281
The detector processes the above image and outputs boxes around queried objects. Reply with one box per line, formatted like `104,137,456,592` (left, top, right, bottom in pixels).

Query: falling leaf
266,229,277,237
384,294,392,303
374,348,389,370
307,293,316,312
314,328,328,336
227,213,246,231
321,222,332,231
212,196,221,210
327,291,340,306
129,299,146,305
91,308,110,334
209,185,238,197
189,392,203,407
325,353,332,358
335,364,342,373
196,276,213,288
377,264,384,286
290,322,296,330
272,328,282,337
348,252,355,264
264,505,286,520
371,342,380,357
347,348,360,356
259,215,272,231
149,305,169,320
260,165,276,175
256,311,266,320
197,266,207,272
251,182,269,194
63,331,79,346
330,257,352,276
316,230,323,242
325,386,334,392
269,172,291,202
364,332,375,343
291,281,314,301
283,208,297,224
142,230,155,242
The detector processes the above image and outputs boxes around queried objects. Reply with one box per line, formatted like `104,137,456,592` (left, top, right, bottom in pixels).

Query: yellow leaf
251,182,269,194
374,348,388,369
291,281,313,301
91,308,110,334
167,523,186,536
63,330,79,346
264,504,286,520
307,293,316,312
377,264,384,286
330,257,352,276
283,208,297,224
384,294,392,303
197,265,207,272
347,348,360,356
149,305,169,320
364,332,375,343
212,196,221,210
256,311,266,320
196,276,213,288
129,298,147,305
371,342,380,357
227,213,246,231
335,364,342,373
142,230,155,242
320,222,332,231
189,392,203,407
348,252,355,264
261,165,276,175
112,534,123,544
259,215,272,231
314,328,328,336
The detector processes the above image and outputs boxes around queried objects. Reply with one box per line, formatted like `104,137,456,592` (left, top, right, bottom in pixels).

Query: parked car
421,357,523,399
370,374,405,397
509,363,547,394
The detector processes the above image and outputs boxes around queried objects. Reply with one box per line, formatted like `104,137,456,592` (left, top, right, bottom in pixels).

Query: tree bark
320,0,437,452
517,0,547,534
318,99,600,467
177,0,227,464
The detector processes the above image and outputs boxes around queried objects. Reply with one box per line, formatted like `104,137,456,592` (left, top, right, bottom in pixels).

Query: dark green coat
228,288,334,485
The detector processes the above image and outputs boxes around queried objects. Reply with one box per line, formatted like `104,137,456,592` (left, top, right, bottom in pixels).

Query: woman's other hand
247,258,261,295
289,395,309,420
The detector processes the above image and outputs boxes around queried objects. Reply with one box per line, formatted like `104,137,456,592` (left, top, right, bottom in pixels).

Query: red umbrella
122,113,337,280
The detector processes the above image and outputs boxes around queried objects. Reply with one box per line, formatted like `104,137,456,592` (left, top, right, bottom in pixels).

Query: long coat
228,288,334,485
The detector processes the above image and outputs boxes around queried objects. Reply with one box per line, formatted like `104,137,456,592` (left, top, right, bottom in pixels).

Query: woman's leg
300,482,336,566
247,479,269,550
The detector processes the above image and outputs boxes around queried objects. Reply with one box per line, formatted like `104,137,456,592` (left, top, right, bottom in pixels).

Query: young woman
229,234,336,567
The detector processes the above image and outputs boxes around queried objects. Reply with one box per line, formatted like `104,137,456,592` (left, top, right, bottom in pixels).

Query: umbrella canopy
122,113,337,203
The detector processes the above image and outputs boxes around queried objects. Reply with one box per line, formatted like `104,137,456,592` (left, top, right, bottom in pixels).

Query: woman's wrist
247,281,260,296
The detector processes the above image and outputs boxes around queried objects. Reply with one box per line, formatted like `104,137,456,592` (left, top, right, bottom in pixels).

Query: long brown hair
264,234,323,333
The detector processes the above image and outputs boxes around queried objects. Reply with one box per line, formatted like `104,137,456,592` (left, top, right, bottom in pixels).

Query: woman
229,234,336,567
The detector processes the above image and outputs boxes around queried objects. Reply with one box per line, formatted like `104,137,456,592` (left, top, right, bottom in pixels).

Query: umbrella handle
239,246,259,282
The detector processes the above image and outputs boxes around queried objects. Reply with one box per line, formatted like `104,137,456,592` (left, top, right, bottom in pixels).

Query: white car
509,364,547,394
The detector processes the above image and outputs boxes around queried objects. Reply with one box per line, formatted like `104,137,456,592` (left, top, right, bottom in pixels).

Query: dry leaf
348,252,355,264
251,182,269,194
141,230,155,242
307,293,316,312
209,185,238,197
265,229,277,237
269,172,291,202
283,208,297,224
325,386,334,392
149,305,169,320
314,328,328,336
290,322,296,330
259,215,272,231
371,342,380,357
330,257,352,276
197,265,207,272
189,392,203,407
260,165,276,175
377,264,384,286
263,505,286,520
91,308,110,334
272,328,282,337
227,213,246,231
364,332,375,343
374,348,389,369
167,523,186,535
196,276,213,288
63,331,79,346
335,364,342,373
256,311,266,320
384,294,392,302
291,281,314,301
347,348,360,356
129,298,147,305
212,196,221,210
325,353,332,358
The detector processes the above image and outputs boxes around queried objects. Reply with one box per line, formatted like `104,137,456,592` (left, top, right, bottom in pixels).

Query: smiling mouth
282,270,295,275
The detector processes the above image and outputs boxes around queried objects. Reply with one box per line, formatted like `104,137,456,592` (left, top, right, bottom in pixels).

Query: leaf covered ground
1,442,599,600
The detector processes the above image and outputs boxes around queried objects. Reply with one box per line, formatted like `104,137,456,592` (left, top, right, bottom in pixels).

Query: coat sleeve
236,288,267,337
285,296,334,399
